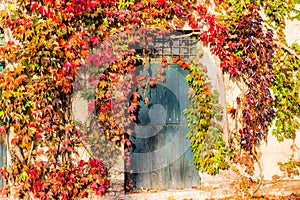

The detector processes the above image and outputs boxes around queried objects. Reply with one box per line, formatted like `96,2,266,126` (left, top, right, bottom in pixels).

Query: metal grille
147,31,197,61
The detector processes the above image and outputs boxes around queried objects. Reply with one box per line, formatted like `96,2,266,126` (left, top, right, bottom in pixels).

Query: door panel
126,64,199,190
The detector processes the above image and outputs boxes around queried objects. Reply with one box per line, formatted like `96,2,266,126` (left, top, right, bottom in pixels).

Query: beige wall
258,18,300,180
72,17,300,188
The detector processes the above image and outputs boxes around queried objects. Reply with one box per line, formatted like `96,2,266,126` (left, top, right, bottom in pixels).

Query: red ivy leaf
158,0,166,5
100,106,106,114
79,190,87,198
88,100,95,113
90,36,99,46
30,2,38,10
38,6,48,16
0,126,6,134
88,1,99,10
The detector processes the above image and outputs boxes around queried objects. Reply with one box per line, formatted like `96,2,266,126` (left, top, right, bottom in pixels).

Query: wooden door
126,64,199,190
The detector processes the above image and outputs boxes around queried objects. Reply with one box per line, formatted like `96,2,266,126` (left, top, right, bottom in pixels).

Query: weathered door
126,64,199,190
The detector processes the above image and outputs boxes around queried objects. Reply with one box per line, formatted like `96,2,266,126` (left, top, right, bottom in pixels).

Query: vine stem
27,140,34,165
251,147,263,196
263,22,300,59
29,192,35,200
275,41,300,60
80,140,95,158
54,140,60,168
227,77,263,196
6,125,13,163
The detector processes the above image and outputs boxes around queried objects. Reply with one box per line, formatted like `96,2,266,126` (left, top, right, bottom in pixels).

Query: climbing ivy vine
212,0,300,179
0,0,299,198
184,61,230,175
0,0,197,198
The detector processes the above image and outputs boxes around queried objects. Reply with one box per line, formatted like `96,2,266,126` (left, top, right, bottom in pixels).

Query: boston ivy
0,0,299,198
184,61,230,175
0,0,196,198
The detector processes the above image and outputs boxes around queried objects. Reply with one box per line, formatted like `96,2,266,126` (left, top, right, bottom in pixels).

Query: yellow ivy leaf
99,80,107,88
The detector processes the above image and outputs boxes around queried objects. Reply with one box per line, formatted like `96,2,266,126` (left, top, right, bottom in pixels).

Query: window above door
135,30,198,64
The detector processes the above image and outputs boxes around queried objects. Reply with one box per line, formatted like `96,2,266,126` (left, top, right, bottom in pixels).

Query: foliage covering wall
0,0,299,199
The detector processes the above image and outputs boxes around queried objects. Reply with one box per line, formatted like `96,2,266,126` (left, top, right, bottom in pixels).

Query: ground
1,180,299,199
121,180,300,200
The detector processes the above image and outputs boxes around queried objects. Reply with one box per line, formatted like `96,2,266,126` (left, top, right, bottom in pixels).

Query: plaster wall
72,17,300,190
196,16,300,184
257,18,300,180
72,92,125,198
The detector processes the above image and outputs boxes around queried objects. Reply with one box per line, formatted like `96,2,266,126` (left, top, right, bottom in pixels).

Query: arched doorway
125,63,200,190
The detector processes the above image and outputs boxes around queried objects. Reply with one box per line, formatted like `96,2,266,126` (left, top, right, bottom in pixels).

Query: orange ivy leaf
65,124,73,132
99,80,107,88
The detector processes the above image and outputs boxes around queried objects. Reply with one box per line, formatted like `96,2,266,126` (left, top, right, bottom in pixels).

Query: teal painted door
126,64,199,190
